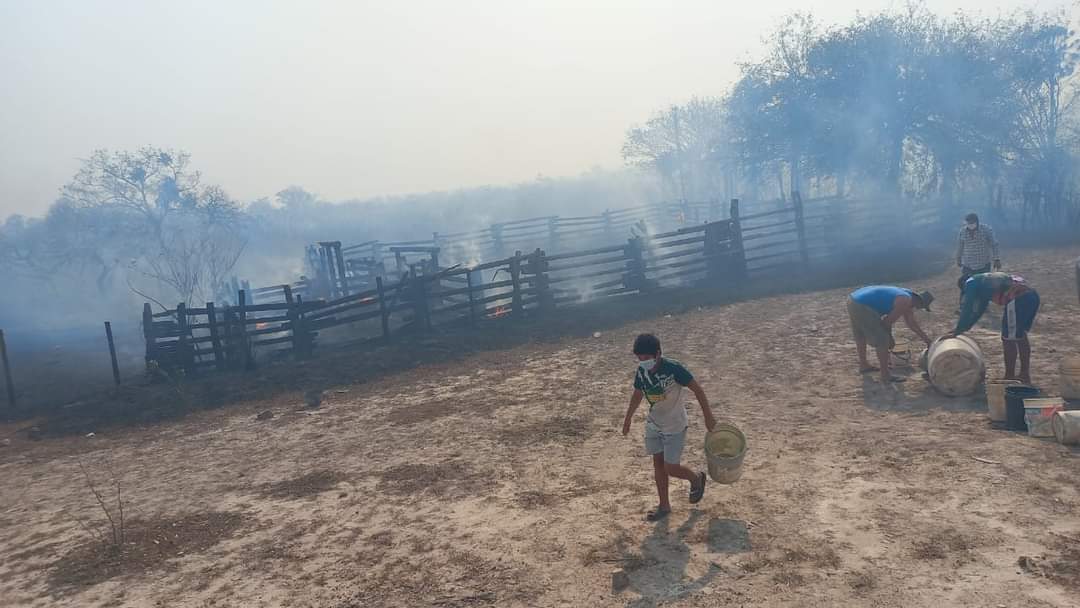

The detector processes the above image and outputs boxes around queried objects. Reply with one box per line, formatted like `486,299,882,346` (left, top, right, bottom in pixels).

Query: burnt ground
0,245,1078,607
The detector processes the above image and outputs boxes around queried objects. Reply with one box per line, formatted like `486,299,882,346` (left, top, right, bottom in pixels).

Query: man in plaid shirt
955,213,1000,304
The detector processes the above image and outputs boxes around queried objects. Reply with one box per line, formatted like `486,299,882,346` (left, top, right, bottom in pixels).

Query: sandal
646,507,671,522
689,472,707,504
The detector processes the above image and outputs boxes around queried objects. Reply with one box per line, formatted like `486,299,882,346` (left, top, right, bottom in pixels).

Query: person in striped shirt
955,213,1000,305
945,272,1040,384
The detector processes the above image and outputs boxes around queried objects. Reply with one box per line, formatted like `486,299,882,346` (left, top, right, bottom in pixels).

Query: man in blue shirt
847,286,935,383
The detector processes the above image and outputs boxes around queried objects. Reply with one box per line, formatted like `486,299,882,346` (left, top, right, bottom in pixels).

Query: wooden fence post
206,302,225,371
0,329,15,409
729,199,748,280
510,251,523,318
624,236,648,292
143,303,159,368
237,290,254,370
104,321,121,386
465,270,478,326
283,285,299,358
293,294,313,358
333,241,349,296
176,303,194,375
529,248,554,313
792,190,810,267
376,276,392,342
411,273,432,332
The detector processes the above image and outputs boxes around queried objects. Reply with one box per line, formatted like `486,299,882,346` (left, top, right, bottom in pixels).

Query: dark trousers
958,264,991,300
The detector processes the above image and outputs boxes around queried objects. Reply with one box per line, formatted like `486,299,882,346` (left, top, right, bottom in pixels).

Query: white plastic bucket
704,424,747,484
927,336,986,397
1023,398,1064,438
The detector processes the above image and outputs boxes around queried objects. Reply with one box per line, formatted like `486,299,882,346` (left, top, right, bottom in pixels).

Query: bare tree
59,147,248,303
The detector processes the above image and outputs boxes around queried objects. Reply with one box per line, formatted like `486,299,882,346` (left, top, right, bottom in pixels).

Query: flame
360,297,375,304
488,305,509,319
255,322,269,330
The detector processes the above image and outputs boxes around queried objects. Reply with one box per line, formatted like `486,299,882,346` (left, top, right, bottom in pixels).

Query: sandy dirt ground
1,246,1079,608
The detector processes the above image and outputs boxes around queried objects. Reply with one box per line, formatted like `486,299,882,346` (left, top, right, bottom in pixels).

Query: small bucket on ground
986,379,1021,423
1023,397,1065,438
704,424,747,484
1004,385,1041,431
890,338,913,367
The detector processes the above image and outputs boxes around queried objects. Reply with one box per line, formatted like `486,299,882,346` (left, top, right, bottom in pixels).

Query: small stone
256,410,274,421
0,438,11,447
593,332,602,338
85,432,96,438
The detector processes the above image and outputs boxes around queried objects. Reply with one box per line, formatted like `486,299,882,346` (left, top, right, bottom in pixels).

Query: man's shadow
859,373,988,413
620,511,749,607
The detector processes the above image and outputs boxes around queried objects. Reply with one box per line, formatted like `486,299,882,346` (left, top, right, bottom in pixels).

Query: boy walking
622,333,717,521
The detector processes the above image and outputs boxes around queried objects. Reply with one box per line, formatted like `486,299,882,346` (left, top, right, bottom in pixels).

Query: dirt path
1,246,1079,608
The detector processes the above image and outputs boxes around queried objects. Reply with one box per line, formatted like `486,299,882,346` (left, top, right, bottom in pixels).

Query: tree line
623,8,1080,227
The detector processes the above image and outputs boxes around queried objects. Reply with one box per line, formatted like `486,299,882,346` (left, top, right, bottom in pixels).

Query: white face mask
638,357,658,373
966,223,978,231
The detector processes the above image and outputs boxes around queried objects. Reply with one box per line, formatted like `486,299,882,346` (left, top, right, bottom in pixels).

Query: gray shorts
645,424,687,464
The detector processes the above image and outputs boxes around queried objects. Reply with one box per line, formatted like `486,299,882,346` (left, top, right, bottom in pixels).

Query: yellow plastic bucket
704,423,747,484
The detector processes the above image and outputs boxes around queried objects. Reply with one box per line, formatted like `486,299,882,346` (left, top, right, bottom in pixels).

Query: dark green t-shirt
633,358,694,432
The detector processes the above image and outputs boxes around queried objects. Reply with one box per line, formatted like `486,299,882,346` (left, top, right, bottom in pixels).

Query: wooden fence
143,194,960,374
144,207,742,372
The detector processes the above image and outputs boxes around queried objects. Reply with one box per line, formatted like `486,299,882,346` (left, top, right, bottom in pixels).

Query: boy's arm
622,389,644,436
687,380,716,432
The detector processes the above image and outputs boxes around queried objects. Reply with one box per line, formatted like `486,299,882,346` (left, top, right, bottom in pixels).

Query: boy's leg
659,429,706,502
645,425,671,517
652,452,671,512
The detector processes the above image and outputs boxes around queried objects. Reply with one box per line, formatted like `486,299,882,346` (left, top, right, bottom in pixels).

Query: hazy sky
0,0,1068,217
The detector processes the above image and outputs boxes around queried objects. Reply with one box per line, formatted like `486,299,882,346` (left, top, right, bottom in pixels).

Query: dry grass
48,511,246,593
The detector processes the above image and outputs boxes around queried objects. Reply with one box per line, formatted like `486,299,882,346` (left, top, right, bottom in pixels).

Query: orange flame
255,322,269,330
360,297,375,304
488,305,509,319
